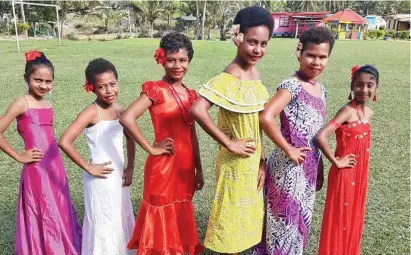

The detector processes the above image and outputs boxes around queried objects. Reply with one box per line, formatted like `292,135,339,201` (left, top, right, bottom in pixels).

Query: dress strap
22,95,34,120
93,101,102,121
23,95,30,109
113,103,121,118
46,100,52,109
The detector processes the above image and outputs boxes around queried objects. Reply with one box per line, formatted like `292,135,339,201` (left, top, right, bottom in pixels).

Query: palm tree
131,0,165,38
288,0,325,12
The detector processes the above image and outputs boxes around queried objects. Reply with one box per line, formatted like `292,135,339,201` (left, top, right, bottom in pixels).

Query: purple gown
15,106,82,255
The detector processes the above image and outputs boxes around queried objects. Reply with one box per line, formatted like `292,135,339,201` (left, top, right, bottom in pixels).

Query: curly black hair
352,64,379,85
233,6,274,39
300,26,335,55
160,31,194,61
85,58,118,87
25,52,54,79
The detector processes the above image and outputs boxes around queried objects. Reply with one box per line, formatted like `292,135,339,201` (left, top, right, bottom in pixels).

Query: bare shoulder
0,96,27,122
78,103,99,122
252,67,261,80
365,106,374,117
338,104,354,114
10,96,28,114
115,103,125,114
335,104,356,119
224,64,242,79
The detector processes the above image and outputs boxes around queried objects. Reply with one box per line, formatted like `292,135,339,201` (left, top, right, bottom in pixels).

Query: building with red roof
323,9,368,40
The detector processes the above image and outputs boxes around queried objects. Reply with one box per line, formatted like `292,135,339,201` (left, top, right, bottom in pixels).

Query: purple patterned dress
253,77,326,255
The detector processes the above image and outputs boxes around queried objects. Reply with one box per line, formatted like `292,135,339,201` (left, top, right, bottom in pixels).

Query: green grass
0,38,409,254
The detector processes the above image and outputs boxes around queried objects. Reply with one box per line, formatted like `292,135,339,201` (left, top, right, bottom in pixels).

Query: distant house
323,9,368,40
271,12,330,38
385,14,410,32
365,15,387,30
175,15,196,34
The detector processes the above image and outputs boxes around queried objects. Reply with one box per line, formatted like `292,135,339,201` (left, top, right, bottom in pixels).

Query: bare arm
191,123,204,191
257,129,266,191
260,89,310,165
0,97,43,163
119,95,172,156
118,104,136,170
58,106,113,178
315,106,357,169
118,104,136,187
190,96,256,156
190,96,231,147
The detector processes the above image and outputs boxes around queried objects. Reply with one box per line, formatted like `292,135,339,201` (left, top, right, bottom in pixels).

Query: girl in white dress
58,58,136,255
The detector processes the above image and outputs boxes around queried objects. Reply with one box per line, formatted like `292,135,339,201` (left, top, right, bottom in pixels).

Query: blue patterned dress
253,77,326,255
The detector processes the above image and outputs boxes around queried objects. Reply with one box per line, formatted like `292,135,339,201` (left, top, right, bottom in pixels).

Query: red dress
127,80,203,255
318,118,371,255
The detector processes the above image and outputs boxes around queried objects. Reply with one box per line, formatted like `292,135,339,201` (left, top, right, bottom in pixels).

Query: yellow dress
199,73,269,253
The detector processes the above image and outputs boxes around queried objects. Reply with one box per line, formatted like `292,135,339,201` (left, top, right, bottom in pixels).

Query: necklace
162,77,194,125
295,70,317,86
351,100,368,124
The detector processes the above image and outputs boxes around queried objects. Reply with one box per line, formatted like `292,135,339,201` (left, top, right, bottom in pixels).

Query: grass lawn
0,38,409,254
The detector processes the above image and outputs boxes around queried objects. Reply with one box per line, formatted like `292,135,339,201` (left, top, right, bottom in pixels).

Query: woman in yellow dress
190,6,274,254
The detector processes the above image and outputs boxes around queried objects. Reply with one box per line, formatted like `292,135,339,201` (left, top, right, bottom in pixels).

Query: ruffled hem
127,199,203,255
199,73,269,113
132,244,204,255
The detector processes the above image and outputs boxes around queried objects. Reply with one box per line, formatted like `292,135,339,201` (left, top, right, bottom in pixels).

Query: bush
399,30,409,39
74,23,83,29
386,31,394,38
67,32,78,41
0,22,12,35
367,30,377,39
12,23,30,34
37,23,50,35
376,30,385,39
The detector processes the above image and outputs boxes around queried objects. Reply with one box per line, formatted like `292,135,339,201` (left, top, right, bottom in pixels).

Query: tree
325,0,350,14
162,0,189,30
57,1,91,37
287,0,325,12
351,1,378,16
194,0,207,40
215,1,242,41
131,0,165,38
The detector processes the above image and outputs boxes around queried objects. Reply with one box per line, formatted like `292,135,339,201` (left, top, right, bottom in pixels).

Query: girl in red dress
316,65,379,255
120,32,204,255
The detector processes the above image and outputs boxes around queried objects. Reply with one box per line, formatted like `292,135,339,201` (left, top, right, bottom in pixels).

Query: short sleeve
141,81,160,104
277,78,301,101
189,89,199,101
322,85,327,100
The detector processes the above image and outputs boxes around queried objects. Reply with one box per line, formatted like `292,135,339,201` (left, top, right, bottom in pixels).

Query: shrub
67,32,78,41
376,30,385,39
367,30,377,39
13,23,30,34
399,30,409,39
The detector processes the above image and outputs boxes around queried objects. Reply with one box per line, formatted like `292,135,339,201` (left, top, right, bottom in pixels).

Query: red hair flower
83,79,94,93
351,65,360,81
25,50,42,62
154,48,166,66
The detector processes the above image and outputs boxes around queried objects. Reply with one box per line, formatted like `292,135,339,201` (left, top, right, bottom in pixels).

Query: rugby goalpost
11,0,61,53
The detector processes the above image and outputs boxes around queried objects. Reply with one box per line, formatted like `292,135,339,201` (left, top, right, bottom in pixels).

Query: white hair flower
230,24,244,46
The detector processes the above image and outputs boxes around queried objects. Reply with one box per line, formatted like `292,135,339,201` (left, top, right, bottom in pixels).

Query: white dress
82,102,135,255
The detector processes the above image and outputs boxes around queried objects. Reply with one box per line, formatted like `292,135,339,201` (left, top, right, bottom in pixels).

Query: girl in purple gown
0,51,82,255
